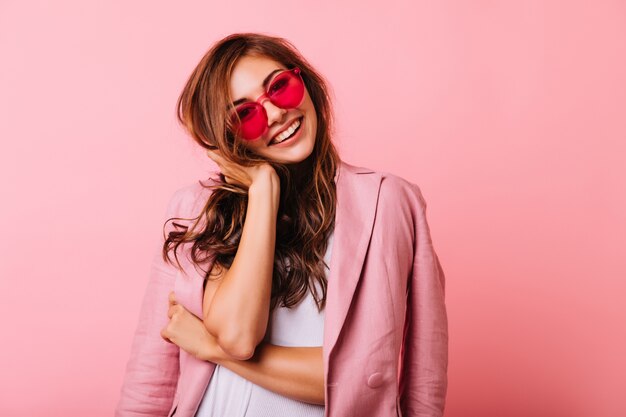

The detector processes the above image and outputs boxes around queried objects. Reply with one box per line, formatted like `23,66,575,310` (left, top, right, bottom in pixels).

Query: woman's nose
261,98,287,127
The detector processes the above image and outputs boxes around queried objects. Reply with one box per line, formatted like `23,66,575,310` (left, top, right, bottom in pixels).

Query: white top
195,231,334,417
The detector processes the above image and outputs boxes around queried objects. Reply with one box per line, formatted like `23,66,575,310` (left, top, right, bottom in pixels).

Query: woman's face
228,55,317,164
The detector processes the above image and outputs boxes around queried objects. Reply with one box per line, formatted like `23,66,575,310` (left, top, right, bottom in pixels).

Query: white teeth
272,118,301,144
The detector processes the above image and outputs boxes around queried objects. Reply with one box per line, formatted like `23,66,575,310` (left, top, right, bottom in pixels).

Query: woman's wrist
197,336,226,363
249,170,280,206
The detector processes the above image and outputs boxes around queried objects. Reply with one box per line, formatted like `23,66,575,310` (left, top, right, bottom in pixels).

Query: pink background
1,1,624,416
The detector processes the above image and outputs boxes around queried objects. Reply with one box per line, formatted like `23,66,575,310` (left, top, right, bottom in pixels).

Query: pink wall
1,1,624,416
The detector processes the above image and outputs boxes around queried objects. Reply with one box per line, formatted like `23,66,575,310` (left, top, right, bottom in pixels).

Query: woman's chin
265,135,315,164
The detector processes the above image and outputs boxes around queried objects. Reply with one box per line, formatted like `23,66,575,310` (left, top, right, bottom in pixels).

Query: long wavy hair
163,32,341,313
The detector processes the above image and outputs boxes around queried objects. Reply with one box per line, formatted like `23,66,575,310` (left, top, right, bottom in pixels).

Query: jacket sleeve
115,189,187,417
399,183,449,417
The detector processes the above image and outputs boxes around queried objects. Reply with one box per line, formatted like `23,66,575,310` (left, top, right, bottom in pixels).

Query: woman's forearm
169,299,324,404
203,173,280,359
207,342,325,406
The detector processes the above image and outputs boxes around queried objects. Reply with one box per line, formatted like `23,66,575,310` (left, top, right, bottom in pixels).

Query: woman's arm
399,183,448,417
208,341,325,405
162,299,324,405
203,171,281,360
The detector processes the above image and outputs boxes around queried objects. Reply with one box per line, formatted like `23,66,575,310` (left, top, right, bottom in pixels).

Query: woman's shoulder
342,160,427,210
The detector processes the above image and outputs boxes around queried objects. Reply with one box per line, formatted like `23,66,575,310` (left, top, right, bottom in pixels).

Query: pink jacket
115,159,448,417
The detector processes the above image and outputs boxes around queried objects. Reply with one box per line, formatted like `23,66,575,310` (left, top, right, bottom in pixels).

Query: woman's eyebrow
228,68,283,109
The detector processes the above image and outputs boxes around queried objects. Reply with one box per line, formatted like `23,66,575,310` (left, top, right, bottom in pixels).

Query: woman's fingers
206,147,257,188
160,328,173,343
206,148,222,161
208,151,237,185
167,294,185,319
207,150,231,182
206,149,221,167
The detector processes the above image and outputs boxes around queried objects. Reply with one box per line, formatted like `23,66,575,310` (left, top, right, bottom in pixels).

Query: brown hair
163,32,341,313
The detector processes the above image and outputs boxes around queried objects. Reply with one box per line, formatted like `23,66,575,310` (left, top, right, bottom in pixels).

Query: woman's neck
287,153,314,186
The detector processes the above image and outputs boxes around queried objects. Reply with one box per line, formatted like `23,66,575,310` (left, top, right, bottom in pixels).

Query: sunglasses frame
228,66,305,141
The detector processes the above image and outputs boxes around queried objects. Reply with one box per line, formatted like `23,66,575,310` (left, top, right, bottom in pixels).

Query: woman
116,32,448,417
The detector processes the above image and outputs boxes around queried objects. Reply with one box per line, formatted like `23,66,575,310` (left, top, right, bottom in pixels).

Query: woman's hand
160,291,222,362
206,148,278,189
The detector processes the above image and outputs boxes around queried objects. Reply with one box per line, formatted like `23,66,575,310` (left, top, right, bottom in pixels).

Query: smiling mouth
269,116,303,146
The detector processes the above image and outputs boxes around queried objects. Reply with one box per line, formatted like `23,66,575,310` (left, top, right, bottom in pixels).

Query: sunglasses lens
268,70,305,109
232,103,267,140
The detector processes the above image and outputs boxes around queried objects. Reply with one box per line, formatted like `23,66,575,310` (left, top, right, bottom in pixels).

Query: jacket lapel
323,160,382,379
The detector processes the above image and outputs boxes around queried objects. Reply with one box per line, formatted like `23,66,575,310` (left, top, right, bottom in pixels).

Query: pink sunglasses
229,67,305,141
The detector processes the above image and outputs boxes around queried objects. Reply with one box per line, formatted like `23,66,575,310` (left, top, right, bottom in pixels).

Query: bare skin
201,148,280,360
161,292,324,405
